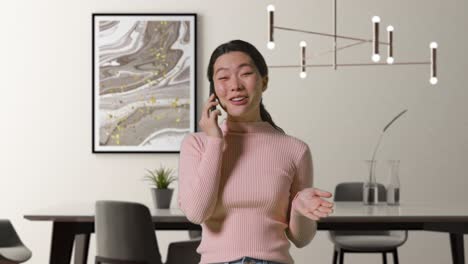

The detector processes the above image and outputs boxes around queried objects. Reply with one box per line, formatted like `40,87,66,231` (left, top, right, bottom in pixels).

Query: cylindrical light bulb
372,16,380,62
300,41,307,78
430,42,437,85
267,5,275,50
387,25,394,64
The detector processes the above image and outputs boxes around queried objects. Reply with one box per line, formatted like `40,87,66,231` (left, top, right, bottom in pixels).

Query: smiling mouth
229,97,248,105
230,96,248,101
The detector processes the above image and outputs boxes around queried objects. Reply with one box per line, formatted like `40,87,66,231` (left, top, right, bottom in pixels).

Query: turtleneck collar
220,118,278,134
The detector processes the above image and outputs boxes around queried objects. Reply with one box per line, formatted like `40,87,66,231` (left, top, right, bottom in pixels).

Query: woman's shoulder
181,131,219,150
181,132,206,144
277,132,310,151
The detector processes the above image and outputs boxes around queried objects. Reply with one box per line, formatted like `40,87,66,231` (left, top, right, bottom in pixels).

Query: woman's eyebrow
238,63,254,69
214,63,254,75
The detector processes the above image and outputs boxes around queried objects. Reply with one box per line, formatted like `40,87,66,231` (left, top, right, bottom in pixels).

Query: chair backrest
0,219,33,262
0,220,23,247
95,201,163,264
334,182,386,202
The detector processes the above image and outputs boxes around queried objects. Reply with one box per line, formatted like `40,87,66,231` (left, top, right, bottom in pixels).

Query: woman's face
212,51,268,121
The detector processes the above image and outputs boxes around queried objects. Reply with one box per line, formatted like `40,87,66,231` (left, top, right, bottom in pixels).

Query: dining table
24,202,468,264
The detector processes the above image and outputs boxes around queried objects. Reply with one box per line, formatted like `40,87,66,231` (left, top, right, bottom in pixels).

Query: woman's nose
229,77,243,91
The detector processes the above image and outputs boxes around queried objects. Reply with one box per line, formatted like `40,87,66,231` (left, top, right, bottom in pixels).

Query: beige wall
1,0,467,263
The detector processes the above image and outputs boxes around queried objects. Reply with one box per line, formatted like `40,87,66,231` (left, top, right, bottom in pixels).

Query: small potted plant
144,165,177,209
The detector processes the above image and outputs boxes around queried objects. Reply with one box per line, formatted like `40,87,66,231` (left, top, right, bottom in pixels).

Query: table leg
50,222,75,264
450,233,465,264
74,234,90,264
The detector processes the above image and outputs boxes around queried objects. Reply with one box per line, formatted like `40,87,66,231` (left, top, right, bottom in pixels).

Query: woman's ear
262,76,269,92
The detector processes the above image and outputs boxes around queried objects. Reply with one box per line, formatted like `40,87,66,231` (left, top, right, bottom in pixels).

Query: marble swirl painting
93,15,195,152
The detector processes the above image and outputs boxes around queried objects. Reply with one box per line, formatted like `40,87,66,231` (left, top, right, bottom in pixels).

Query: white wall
1,0,467,263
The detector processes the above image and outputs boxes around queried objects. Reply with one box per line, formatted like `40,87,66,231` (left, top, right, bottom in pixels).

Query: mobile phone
210,92,218,112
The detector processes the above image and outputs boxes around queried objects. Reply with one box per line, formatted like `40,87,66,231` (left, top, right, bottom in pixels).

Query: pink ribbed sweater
178,119,316,264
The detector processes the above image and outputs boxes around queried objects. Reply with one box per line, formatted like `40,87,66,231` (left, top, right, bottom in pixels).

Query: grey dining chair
328,182,408,264
0,219,32,263
95,200,201,264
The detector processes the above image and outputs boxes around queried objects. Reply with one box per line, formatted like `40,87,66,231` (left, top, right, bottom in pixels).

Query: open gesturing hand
292,187,334,221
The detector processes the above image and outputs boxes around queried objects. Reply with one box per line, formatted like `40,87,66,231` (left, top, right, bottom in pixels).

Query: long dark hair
207,39,285,133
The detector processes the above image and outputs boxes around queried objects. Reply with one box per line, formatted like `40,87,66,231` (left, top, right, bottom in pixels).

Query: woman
178,40,334,264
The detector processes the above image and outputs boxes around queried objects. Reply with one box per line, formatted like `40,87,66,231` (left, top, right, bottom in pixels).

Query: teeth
231,97,246,101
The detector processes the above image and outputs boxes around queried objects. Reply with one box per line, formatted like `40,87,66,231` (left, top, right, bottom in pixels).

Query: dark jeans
217,256,285,264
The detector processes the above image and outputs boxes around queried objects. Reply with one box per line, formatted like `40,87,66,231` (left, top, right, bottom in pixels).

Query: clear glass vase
386,160,400,205
363,160,379,205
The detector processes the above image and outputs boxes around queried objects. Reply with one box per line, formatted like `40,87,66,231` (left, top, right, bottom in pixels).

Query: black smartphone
210,92,219,112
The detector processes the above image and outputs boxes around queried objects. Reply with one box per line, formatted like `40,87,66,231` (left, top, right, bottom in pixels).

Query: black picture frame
92,13,197,153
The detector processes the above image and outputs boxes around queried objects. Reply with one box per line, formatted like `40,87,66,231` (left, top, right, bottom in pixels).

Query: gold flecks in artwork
139,109,144,114
111,134,121,145
154,114,162,120
175,117,181,123
150,96,156,104
171,98,179,108
146,79,151,83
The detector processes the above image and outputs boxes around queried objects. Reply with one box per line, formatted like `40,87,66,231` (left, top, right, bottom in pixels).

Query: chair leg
382,252,387,264
392,249,399,264
332,248,338,264
338,249,344,264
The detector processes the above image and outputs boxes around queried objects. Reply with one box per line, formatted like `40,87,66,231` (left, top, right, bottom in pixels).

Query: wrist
291,192,301,213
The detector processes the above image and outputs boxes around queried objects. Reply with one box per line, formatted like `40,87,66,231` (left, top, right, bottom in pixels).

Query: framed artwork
92,13,197,153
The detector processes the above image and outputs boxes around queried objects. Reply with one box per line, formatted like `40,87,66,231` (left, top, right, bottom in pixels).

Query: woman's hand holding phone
199,93,223,139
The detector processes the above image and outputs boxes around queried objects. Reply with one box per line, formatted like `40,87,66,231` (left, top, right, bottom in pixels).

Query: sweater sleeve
285,144,317,248
177,133,224,224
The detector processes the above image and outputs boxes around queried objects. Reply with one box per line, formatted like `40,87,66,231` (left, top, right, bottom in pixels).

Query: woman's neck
226,112,262,122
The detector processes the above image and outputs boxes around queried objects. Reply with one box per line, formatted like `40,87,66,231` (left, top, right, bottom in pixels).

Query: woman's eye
242,72,253,76
218,77,228,80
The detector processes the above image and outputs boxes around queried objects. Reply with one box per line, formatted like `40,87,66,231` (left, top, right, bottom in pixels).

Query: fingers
309,206,334,219
312,188,333,198
316,206,334,214
311,209,328,218
321,200,334,208
302,211,320,221
210,109,221,121
203,94,219,119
